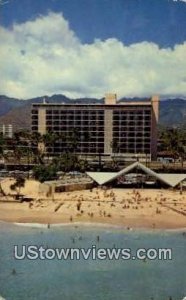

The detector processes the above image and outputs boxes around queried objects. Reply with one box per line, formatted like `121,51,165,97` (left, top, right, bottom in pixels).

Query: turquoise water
0,222,186,300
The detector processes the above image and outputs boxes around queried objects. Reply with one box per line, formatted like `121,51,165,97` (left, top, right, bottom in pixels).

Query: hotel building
31,94,159,160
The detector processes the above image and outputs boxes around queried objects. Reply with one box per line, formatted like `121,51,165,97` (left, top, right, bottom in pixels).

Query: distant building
31,94,159,160
0,124,13,138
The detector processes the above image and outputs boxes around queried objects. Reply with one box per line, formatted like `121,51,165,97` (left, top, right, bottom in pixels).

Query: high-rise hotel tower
31,94,159,160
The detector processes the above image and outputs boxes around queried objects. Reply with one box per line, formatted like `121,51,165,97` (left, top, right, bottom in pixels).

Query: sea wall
39,181,94,195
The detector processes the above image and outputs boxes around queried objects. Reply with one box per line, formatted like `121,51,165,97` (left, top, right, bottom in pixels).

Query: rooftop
86,162,186,188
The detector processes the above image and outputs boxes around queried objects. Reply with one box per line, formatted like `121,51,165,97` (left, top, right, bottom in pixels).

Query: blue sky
0,0,186,99
1,0,186,47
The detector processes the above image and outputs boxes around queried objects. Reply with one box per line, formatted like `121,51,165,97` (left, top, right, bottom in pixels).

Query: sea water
0,222,186,300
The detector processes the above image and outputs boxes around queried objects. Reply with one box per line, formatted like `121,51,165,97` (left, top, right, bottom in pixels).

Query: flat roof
32,102,152,107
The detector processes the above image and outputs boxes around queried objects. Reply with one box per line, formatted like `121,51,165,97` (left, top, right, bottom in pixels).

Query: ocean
0,222,186,300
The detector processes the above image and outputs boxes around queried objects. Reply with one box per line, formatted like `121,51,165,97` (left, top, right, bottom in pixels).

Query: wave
1,219,186,233
0,295,6,300
12,222,186,232
13,221,123,229
13,222,49,229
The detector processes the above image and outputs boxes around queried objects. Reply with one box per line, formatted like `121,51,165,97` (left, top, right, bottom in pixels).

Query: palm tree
66,128,80,153
0,133,5,162
42,132,58,162
10,176,25,200
159,127,186,167
30,132,45,165
110,139,120,170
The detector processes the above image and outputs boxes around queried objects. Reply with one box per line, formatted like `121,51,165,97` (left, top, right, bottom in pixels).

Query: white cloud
173,0,186,3
0,12,186,99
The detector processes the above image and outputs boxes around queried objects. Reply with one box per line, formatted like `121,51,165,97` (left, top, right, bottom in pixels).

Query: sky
0,0,186,99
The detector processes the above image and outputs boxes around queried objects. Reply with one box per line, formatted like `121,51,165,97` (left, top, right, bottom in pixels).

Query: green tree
0,133,5,160
159,127,186,160
30,132,45,165
110,139,120,170
10,176,25,199
33,164,58,183
159,127,186,168
42,132,58,160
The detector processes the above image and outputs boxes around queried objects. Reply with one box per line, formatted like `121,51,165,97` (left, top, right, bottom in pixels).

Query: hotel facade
31,94,159,160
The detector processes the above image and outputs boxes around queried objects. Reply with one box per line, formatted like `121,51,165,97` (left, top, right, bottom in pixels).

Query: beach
0,181,186,300
0,178,185,229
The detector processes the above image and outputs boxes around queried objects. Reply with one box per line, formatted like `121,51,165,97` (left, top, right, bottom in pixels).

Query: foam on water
13,222,49,229
2,219,184,232
1,218,186,232
13,221,124,230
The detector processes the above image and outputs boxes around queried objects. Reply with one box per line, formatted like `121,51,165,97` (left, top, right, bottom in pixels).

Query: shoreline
1,219,186,233
0,215,186,231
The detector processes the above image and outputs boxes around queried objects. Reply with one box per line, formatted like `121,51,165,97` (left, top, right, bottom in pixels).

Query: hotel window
46,110,52,114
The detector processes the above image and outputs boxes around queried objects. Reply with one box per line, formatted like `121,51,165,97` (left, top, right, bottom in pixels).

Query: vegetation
158,126,186,161
0,124,185,179
33,164,58,183
10,176,25,199
0,133,5,158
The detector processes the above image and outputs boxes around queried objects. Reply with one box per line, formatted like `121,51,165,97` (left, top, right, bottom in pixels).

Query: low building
0,124,13,138
87,162,186,188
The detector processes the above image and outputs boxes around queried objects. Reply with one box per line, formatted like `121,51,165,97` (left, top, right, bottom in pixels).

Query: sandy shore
0,179,186,229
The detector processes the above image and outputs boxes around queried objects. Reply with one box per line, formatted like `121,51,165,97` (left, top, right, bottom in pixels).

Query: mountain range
0,95,185,131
